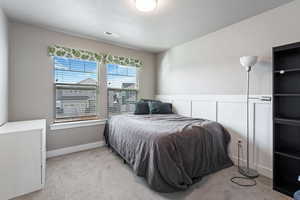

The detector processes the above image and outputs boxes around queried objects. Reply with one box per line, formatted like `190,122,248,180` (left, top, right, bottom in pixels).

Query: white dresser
0,119,46,200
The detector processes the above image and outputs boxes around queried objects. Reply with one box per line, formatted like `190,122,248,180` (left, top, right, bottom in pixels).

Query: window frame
106,64,140,116
52,56,101,123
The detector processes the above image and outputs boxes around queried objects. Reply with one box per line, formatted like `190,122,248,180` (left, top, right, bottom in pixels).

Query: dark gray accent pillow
148,102,161,114
140,99,162,114
159,103,173,114
140,99,162,104
149,102,173,114
134,102,150,115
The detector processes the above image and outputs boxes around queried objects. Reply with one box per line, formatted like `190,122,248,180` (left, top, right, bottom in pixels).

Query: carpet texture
13,147,290,200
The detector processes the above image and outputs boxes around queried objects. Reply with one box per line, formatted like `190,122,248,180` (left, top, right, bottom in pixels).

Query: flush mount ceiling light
135,0,157,12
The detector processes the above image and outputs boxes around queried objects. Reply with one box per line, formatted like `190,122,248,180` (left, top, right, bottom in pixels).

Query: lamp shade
240,56,258,67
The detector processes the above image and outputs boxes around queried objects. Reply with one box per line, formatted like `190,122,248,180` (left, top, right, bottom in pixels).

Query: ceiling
0,0,293,52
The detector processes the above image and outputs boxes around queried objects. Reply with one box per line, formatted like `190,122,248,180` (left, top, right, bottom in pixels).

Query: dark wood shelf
275,151,300,160
274,93,300,97
274,117,300,126
273,42,300,52
273,185,297,197
274,68,300,73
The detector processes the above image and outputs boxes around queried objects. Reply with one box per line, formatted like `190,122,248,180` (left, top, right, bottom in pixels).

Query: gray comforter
105,114,233,192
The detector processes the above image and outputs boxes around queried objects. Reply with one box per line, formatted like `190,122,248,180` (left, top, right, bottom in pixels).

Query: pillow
148,102,160,114
149,102,173,114
134,102,150,115
159,103,173,114
140,99,161,113
140,99,161,104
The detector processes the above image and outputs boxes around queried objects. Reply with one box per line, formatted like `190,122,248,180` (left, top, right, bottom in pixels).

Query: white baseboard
47,141,106,158
230,155,273,179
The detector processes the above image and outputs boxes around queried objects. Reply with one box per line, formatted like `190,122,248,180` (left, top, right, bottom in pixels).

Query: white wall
0,8,8,126
9,22,156,150
156,1,300,95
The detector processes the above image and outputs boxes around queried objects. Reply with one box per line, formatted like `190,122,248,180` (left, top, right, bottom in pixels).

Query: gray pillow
140,99,161,114
134,102,150,115
140,99,161,104
149,102,173,114
159,103,173,114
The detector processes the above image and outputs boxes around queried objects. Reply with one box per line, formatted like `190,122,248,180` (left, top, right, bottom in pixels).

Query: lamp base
239,167,259,179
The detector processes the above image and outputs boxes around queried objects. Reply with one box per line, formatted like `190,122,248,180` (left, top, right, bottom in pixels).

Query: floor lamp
239,56,259,178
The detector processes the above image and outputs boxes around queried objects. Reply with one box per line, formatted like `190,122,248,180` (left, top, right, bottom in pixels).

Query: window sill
50,119,107,130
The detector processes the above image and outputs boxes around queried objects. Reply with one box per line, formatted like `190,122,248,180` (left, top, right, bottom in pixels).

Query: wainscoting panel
217,101,247,164
253,103,273,177
172,99,191,117
191,101,217,121
156,94,272,178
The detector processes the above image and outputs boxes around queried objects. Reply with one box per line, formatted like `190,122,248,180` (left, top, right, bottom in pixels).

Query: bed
104,113,233,192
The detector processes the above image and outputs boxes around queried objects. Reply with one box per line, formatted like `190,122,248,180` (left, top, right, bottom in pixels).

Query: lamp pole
246,67,250,170
239,64,259,178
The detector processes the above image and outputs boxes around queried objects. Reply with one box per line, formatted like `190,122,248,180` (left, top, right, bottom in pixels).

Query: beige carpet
13,147,291,200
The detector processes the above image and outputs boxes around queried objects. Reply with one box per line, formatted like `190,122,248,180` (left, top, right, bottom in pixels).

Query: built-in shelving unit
273,42,300,197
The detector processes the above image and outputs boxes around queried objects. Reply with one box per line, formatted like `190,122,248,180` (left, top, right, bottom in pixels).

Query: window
54,56,99,122
107,64,138,116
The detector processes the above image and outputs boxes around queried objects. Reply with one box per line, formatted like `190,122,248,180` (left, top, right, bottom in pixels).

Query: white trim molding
47,141,106,158
156,94,273,178
156,94,272,103
50,119,107,130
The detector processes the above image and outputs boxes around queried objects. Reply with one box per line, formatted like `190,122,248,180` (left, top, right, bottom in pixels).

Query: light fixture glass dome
135,0,157,12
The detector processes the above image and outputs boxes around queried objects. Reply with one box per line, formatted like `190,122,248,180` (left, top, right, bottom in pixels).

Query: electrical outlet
237,139,243,148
